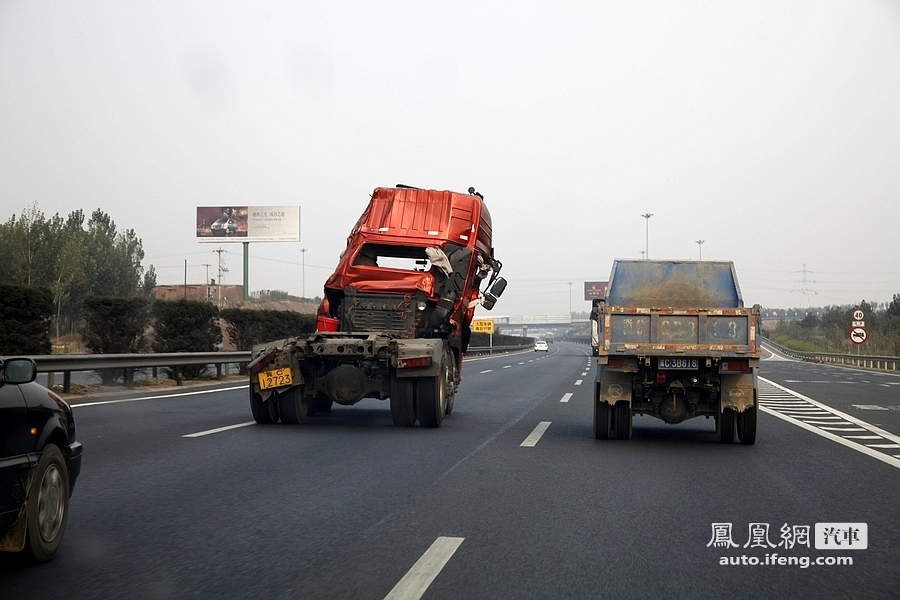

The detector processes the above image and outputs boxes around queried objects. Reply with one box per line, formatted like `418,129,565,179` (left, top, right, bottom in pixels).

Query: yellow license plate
258,367,293,390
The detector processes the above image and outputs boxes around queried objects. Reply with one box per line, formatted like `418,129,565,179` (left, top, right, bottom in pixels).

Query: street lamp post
696,239,705,260
300,248,307,298
568,282,572,317
641,213,653,259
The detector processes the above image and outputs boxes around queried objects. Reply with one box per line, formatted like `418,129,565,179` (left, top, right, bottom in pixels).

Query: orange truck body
248,186,505,428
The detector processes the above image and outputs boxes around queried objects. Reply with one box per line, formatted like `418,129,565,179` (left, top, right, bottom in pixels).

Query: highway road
2,343,899,599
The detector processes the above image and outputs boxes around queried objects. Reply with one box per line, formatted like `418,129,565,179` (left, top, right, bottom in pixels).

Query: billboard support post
243,242,249,301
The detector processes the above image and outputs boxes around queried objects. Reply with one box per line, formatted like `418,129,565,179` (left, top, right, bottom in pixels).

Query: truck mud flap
596,368,633,405
720,373,757,413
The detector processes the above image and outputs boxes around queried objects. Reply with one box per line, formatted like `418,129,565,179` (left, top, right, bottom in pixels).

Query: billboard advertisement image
196,206,300,242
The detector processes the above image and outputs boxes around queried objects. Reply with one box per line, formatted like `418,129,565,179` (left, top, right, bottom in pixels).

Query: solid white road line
384,536,465,600
560,393,573,403
183,422,256,437
72,385,248,408
521,421,551,447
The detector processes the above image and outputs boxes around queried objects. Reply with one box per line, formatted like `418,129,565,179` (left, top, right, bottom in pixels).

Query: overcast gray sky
2,0,898,317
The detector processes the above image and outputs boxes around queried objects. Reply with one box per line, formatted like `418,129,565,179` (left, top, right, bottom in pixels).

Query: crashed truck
247,185,507,427
591,260,761,444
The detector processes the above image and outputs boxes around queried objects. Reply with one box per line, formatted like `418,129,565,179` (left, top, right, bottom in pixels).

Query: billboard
584,281,608,301
196,206,300,242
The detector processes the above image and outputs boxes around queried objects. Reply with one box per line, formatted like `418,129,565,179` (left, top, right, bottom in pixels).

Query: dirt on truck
591,260,761,444
247,185,507,428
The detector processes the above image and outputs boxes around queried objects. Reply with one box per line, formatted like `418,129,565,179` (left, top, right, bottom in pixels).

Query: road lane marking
480,369,493,374
521,421,551,447
759,377,900,470
574,379,583,386
183,421,255,437
503,365,512,369
384,536,464,600
560,393,573,403
71,385,248,407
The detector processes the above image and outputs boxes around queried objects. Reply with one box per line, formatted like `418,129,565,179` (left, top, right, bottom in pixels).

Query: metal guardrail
17,352,251,392
762,338,900,372
12,344,534,393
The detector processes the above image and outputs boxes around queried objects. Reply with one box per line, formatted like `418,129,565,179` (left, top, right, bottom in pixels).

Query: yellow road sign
472,319,494,334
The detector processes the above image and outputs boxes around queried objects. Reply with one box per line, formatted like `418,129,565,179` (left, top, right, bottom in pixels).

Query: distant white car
534,340,549,352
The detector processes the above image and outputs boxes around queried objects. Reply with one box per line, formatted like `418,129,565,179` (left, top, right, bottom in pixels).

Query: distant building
153,284,244,304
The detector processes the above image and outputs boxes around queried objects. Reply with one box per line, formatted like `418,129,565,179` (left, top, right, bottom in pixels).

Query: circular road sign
853,309,865,321
850,327,868,345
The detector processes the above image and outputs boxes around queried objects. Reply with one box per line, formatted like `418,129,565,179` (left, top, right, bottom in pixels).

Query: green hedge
219,308,316,351
0,284,53,355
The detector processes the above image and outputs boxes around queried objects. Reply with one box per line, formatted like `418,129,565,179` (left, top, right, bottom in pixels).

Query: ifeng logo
707,523,811,549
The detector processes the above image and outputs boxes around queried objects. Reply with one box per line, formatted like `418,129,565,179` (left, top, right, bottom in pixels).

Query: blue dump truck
590,260,761,444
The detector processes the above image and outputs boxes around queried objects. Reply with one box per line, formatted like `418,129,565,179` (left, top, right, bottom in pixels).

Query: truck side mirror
482,277,507,310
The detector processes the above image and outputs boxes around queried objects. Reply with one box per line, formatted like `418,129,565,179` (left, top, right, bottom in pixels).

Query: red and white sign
850,327,868,345
852,309,865,321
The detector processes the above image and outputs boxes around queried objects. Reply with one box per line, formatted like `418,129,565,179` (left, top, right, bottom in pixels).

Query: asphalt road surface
2,343,899,599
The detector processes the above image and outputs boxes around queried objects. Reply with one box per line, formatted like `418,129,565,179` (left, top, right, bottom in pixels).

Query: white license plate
659,358,698,370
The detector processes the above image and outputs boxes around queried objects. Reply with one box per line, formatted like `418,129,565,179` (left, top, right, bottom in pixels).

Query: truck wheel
250,390,279,424
736,391,758,445
417,375,445,428
443,354,456,416
716,408,736,443
614,401,632,440
24,445,69,562
278,388,309,424
593,396,611,440
390,377,417,427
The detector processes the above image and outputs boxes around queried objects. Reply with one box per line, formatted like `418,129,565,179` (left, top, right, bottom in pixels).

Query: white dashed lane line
384,536,465,600
759,377,900,468
574,379,583,386
560,393,573,403
521,421,551,447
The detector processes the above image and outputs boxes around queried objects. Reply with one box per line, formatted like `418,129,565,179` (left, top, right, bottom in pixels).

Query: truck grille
341,291,418,337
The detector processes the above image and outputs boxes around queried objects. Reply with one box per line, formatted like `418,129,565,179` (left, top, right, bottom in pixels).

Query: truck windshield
352,244,432,272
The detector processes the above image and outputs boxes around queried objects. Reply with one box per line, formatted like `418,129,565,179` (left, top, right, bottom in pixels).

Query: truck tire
417,374,445,428
250,390,279,424
736,391,758,445
593,395,611,440
278,388,309,424
443,351,456,416
24,445,69,562
716,408,736,444
390,377,417,427
614,401,632,440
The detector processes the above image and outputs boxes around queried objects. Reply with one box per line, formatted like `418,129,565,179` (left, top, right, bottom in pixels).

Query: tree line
767,297,900,356
0,204,155,338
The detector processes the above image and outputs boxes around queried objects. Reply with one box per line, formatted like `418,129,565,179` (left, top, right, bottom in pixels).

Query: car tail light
721,360,750,372
607,358,628,370
398,356,432,369
655,372,667,384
